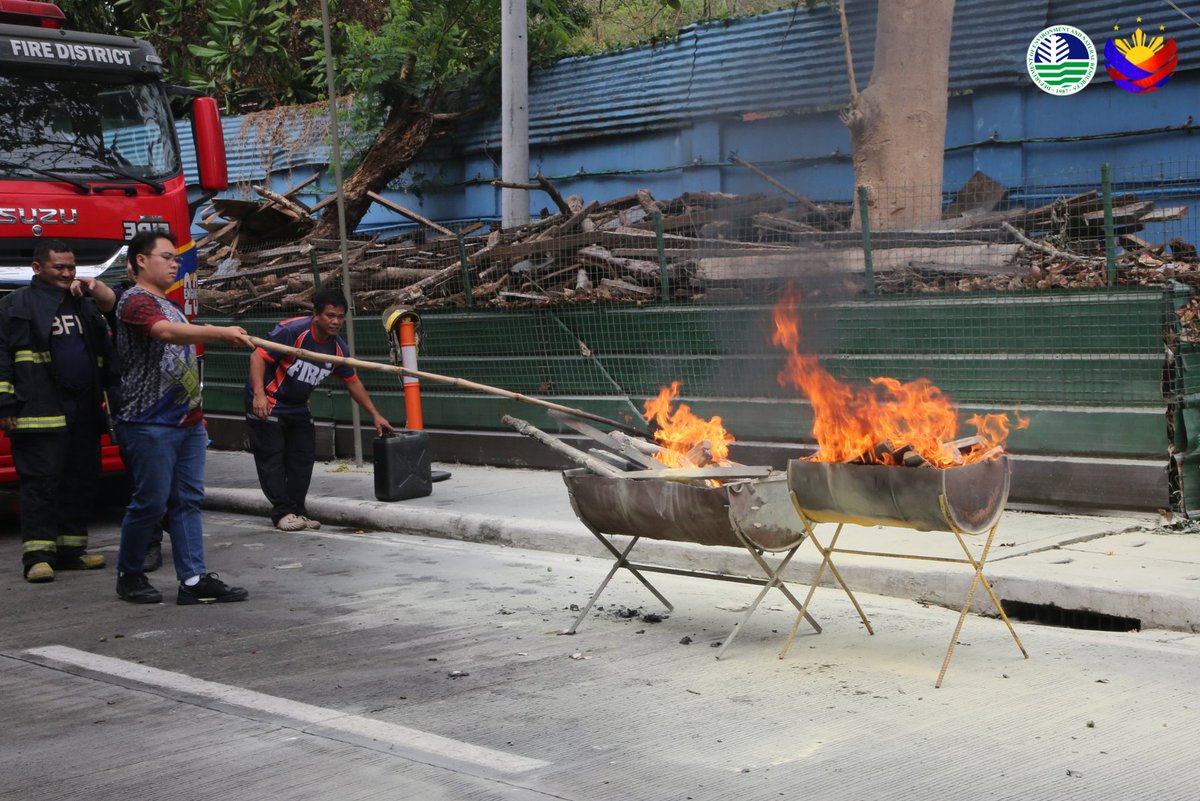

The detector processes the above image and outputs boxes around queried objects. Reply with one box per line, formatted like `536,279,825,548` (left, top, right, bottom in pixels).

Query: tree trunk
308,106,435,240
846,0,955,230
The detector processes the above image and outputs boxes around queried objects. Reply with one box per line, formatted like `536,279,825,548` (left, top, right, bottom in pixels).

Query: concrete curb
202,488,1199,632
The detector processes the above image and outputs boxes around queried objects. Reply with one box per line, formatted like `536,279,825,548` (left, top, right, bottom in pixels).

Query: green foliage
338,0,588,128
110,0,385,114
53,1,124,34
571,0,795,53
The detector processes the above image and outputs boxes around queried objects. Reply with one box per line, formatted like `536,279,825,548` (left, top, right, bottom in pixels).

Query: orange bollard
398,317,424,430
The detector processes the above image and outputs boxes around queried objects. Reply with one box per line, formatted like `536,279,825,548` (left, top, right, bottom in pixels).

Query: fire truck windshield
0,73,179,182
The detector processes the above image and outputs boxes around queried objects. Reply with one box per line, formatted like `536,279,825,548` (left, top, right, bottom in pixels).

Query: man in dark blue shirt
246,288,393,531
0,241,115,583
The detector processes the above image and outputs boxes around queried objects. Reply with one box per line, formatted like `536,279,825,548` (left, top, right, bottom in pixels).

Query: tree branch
430,100,489,121
1001,222,1104,264
836,0,859,104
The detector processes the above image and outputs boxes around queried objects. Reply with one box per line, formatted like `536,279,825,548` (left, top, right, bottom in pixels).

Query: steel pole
320,0,363,465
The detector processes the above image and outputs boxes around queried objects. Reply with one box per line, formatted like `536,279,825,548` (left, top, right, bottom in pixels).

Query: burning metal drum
786,454,1011,535
562,470,804,551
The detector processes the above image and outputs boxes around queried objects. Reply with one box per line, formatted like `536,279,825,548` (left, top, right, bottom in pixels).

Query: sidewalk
202,448,1200,633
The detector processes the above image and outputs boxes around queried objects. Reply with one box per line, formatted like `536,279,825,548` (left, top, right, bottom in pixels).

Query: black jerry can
373,430,433,501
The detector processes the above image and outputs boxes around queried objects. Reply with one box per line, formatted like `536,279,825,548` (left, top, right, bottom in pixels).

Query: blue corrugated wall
178,0,1200,234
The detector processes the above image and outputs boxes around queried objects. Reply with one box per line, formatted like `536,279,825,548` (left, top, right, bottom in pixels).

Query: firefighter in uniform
0,240,115,582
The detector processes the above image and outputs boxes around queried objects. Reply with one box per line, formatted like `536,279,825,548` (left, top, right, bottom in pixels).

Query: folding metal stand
562,472,821,659
779,497,1028,688
567,519,821,659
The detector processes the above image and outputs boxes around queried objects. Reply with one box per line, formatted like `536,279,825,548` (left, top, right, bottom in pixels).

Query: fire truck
0,0,228,483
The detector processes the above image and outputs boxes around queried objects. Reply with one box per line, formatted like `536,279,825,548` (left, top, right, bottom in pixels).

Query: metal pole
457,232,474,307
655,211,669,299
1102,163,1116,286
501,0,529,228
858,186,875,295
320,0,363,465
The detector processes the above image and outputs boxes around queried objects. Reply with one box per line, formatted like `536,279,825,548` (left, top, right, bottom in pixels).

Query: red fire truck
0,0,228,483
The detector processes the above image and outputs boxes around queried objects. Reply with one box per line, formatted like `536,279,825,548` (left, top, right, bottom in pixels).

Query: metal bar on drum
831,548,973,565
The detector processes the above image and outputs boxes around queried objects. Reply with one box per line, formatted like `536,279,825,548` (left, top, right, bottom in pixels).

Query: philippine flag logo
1105,21,1178,93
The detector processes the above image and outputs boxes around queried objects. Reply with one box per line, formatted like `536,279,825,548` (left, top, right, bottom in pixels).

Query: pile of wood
849,435,1001,468
195,173,324,261
504,411,771,486
193,167,1197,316
881,179,1196,294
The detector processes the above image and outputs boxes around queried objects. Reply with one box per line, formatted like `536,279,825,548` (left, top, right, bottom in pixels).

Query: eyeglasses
156,251,180,263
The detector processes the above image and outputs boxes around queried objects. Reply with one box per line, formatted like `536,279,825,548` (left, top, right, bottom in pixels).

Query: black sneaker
143,541,163,573
117,573,162,604
177,573,249,606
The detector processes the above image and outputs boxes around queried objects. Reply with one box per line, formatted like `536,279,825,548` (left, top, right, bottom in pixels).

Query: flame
772,290,1027,467
643,382,734,467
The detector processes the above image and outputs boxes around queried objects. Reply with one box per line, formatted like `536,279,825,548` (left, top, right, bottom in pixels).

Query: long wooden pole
250,336,650,436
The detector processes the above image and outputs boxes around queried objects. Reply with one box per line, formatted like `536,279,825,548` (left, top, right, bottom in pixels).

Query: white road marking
25,645,548,774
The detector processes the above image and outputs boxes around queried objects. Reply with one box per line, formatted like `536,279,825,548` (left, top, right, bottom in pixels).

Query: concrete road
1,508,1197,801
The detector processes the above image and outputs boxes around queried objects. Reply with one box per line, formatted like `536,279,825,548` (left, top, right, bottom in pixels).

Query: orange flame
772,290,1028,467
643,382,735,467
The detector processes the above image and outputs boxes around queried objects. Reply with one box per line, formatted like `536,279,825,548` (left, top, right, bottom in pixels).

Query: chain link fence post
655,210,669,300
858,185,875,295
457,232,474,308
1102,162,1116,286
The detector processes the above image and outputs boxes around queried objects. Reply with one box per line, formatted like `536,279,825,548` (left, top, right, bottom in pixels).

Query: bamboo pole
250,336,649,436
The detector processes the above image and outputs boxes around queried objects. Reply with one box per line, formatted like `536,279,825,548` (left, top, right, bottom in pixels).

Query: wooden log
195,219,239,249
577,245,659,276
601,278,655,296
502,415,624,477
1081,201,1155,226
636,189,660,215
592,193,641,213
696,243,1022,280
394,262,462,301
541,173,572,216
366,191,455,236
1137,206,1188,224
559,200,599,235
252,184,313,219
278,171,322,198
628,466,774,481
310,194,337,214
753,213,822,235
730,156,834,225
362,266,443,286
499,291,550,303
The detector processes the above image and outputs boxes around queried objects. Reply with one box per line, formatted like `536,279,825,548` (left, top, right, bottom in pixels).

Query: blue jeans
116,422,208,581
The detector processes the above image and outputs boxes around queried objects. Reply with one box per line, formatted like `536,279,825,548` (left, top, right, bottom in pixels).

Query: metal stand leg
935,519,1029,688
779,502,879,660
714,540,821,660
567,532,674,635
